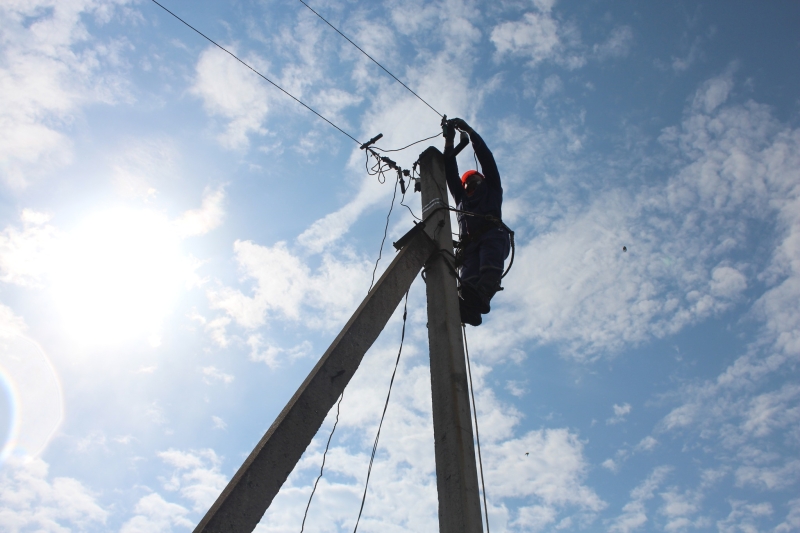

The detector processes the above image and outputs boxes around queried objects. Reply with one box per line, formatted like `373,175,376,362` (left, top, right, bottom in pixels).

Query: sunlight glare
52,208,193,345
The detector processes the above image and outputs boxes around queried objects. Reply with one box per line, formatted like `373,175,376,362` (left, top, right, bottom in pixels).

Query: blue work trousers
459,227,510,311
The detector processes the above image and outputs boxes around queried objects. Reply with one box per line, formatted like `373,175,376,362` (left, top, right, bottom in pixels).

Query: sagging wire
150,0,363,146
353,290,411,533
368,170,400,293
372,132,441,153
300,392,344,533
296,0,443,118
462,325,491,533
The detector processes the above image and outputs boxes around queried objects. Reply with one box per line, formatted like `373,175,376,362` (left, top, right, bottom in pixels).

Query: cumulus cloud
208,239,372,332
157,448,228,512
0,457,108,531
486,428,605,529
119,492,192,533
190,46,272,150
0,0,131,188
173,186,227,237
0,210,59,287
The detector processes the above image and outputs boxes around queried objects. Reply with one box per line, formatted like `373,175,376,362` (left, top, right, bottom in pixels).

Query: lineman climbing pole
192,147,484,533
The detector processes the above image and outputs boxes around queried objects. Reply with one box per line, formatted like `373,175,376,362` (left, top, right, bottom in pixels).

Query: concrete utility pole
191,146,483,533
192,230,435,533
418,147,484,533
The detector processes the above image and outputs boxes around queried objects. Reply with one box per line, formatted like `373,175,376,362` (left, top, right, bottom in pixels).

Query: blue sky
1,0,799,531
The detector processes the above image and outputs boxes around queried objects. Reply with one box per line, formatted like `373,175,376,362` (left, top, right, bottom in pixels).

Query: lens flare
0,368,19,463
0,335,63,462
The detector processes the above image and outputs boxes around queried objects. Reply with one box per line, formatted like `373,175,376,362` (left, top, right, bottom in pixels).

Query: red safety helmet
461,169,484,186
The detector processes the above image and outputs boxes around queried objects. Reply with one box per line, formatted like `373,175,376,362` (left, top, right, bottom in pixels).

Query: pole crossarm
193,230,436,533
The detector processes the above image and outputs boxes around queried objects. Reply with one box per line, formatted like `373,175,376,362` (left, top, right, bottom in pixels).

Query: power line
372,132,441,153
353,290,410,533
149,0,362,145
296,0,443,118
300,392,344,533
463,324,491,533
367,168,400,293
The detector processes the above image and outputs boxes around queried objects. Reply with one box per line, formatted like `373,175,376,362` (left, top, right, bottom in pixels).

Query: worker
443,118,510,326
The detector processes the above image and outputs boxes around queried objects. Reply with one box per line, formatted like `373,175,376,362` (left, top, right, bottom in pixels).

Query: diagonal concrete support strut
193,230,435,533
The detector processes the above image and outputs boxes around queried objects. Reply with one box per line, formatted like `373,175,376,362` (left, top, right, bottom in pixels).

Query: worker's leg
475,229,510,313
458,243,482,326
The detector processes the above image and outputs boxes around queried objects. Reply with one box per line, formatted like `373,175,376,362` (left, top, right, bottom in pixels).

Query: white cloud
594,26,633,60
735,460,800,491
157,448,228,513
190,45,272,150
208,239,372,332
716,500,773,533
119,492,192,533
485,429,605,516
609,466,671,533
0,210,59,287
173,186,226,237
636,436,658,452
246,334,312,368
0,0,131,188
491,12,562,67
692,70,735,114
200,365,234,385
776,498,800,533
211,416,227,430
607,403,632,425
0,457,108,531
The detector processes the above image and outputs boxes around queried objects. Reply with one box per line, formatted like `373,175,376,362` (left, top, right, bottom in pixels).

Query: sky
1,0,799,532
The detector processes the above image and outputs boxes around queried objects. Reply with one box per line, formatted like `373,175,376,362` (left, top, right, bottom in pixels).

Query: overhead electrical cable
353,290,410,533
373,132,441,153
462,325,491,533
367,166,400,293
299,392,344,533
150,0,362,145
295,0,443,118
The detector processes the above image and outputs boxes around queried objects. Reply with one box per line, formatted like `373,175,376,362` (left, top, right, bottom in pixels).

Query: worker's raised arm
443,124,464,205
450,119,501,190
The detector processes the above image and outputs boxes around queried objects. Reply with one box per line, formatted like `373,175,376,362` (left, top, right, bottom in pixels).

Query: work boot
460,282,489,315
459,297,482,326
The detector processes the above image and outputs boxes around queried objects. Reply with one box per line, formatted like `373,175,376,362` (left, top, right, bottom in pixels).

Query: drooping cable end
360,133,383,150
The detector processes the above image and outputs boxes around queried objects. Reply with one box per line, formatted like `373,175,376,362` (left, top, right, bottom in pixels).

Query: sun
51,207,194,346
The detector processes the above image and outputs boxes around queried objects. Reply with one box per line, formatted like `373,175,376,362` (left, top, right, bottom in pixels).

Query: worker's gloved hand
450,118,472,133
443,120,456,142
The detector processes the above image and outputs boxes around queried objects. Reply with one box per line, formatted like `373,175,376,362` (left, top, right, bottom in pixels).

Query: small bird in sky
525,452,529,456
623,246,627,252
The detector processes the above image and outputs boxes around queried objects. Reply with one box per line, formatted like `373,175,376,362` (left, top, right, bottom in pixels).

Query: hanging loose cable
353,290,410,533
368,170,400,293
149,0,362,145
462,324,491,533
296,0,442,118
372,132,441,153
299,392,344,533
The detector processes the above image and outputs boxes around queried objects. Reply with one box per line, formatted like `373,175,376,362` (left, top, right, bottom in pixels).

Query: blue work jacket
444,130,504,239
